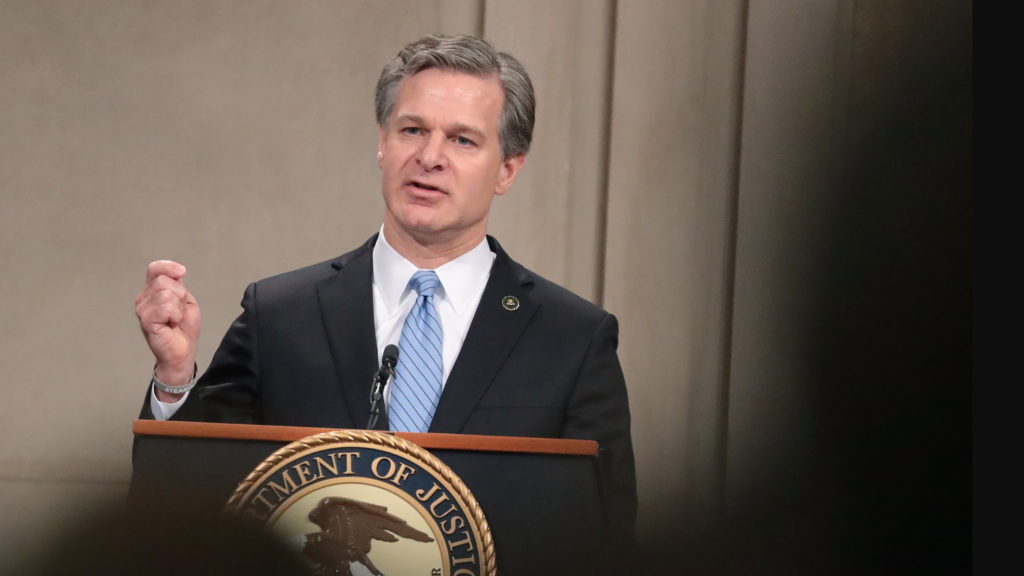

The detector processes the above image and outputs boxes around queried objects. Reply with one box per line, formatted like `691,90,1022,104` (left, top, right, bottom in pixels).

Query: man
135,34,636,530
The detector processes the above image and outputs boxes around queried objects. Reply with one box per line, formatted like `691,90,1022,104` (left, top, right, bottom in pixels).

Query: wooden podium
131,420,613,574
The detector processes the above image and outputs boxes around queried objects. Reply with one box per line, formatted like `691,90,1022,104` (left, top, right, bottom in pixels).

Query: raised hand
135,260,201,400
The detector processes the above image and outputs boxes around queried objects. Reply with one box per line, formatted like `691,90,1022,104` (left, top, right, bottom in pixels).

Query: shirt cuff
149,383,191,421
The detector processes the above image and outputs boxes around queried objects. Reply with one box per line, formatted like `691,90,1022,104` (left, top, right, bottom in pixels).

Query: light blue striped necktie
389,270,443,433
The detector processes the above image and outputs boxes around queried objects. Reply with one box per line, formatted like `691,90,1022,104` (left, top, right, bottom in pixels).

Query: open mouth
409,180,444,193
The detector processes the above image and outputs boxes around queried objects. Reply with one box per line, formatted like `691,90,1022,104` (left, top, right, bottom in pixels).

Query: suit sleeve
562,313,638,534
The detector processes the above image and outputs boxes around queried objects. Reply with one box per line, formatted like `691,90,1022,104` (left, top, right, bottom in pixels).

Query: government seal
226,430,495,576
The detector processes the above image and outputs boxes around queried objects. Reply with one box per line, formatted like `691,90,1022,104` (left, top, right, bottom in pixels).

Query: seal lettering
293,461,316,486
369,456,415,486
428,492,457,519
391,461,416,486
441,515,465,535
416,482,441,502
312,455,339,477
447,531,475,553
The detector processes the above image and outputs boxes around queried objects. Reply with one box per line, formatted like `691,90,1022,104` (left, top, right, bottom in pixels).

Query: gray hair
375,34,535,160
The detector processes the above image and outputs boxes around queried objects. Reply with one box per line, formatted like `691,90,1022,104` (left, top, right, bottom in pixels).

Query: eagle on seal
302,496,434,576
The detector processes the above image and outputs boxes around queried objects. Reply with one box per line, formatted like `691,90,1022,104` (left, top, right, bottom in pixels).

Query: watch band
151,364,198,395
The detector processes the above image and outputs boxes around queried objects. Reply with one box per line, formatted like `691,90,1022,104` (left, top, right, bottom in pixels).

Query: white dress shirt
151,227,494,420
371,228,494,403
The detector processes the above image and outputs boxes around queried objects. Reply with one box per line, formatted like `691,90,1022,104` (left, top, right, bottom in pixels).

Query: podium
131,420,613,574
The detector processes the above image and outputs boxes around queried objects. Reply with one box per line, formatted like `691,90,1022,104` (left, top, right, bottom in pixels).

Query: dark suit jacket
141,234,636,528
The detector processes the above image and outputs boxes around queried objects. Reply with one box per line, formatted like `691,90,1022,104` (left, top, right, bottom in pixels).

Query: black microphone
367,345,399,430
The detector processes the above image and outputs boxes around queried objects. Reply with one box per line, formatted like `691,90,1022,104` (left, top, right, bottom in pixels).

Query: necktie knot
409,270,440,298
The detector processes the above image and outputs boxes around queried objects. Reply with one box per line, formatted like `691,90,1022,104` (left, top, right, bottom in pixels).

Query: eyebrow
395,114,488,141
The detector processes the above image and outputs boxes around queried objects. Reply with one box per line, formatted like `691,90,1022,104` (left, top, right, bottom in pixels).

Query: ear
494,154,526,197
377,125,387,168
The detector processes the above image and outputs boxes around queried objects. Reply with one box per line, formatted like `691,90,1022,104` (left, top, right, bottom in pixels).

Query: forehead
392,68,504,130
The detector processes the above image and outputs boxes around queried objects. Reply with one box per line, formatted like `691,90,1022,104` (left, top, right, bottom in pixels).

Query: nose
416,132,447,171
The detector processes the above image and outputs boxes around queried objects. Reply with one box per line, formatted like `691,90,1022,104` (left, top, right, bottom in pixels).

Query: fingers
146,260,186,284
137,276,188,308
149,274,189,300
136,261,195,332
136,288,190,330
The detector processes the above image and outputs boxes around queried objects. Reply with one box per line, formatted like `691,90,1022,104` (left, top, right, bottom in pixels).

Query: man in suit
135,34,635,531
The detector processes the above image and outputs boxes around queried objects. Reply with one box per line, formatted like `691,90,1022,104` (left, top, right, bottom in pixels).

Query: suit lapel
429,238,536,433
316,236,380,428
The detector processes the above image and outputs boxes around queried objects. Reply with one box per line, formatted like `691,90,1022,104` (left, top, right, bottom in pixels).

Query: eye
401,127,422,136
454,136,475,147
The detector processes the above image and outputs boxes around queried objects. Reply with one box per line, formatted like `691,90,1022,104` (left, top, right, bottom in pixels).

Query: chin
388,218,441,239
393,206,446,230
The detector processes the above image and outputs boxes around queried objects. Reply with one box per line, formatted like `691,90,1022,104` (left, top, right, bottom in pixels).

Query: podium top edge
132,419,599,457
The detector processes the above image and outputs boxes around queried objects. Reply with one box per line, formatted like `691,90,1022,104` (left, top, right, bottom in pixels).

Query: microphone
367,345,399,430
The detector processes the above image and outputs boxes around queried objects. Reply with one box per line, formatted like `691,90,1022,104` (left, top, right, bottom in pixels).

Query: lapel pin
501,295,520,311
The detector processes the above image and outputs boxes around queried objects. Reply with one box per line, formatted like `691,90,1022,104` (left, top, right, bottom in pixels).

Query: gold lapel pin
501,295,520,311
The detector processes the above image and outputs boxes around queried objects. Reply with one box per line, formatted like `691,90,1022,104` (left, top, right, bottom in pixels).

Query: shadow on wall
637,6,971,575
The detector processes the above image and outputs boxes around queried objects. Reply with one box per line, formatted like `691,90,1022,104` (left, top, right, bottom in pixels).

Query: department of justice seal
226,430,495,576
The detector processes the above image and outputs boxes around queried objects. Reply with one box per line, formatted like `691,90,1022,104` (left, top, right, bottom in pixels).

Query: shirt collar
372,226,494,318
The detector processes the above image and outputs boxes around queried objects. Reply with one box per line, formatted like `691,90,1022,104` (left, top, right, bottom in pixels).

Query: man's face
378,68,524,250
